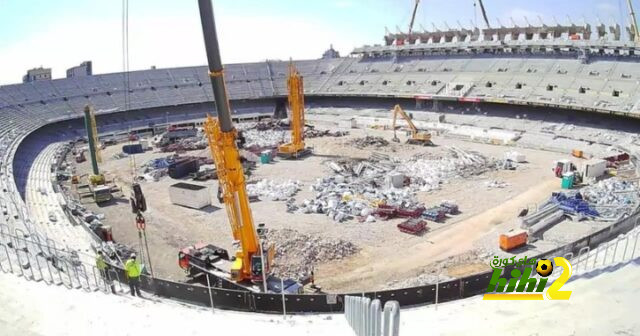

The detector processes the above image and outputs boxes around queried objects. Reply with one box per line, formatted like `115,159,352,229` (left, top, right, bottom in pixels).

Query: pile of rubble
580,178,639,218
305,128,349,138
294,148,488,222
348,136,389,149
295,176,420,222
246,179,301,201
241,128,288,148
395,147,494,192
266,229,358,280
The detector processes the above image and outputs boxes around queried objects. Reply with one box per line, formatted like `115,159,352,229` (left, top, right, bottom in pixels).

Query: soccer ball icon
536,259,553,277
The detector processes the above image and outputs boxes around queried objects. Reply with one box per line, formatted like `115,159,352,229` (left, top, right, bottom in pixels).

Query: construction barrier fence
1,209,639,314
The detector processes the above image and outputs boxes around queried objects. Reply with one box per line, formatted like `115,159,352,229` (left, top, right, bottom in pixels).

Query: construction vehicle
407,0,420,35
178,0,278,290
277,62,311,159
391,104,432,145
90,185,112,203
552,159,576,178
477,0,491,29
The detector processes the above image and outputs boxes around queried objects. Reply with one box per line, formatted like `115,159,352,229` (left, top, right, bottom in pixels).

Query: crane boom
277,62,310,158
198,0,269,283
627,0,640,42
288,62,304,148
477,0,491,29
408,0,420,34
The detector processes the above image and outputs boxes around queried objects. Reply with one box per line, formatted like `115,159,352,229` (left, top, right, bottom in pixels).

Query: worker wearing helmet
125,253,142,297
96,251,116,294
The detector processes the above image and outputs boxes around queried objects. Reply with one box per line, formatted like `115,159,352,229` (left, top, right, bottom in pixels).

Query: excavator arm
391,104,432,145
392,104,419,136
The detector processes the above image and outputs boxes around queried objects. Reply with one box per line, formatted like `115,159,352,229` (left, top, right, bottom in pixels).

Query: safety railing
557,225,640,279
345,296,400,336
0,230,108,294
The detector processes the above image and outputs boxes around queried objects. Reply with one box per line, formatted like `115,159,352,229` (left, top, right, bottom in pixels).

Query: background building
66,61,93,78
22,67,51,83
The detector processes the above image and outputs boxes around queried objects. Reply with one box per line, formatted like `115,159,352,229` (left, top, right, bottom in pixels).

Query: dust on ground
72,125,566,290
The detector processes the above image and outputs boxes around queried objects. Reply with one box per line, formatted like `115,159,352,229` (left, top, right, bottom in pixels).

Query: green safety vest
96,255,107,271
125,259,141,278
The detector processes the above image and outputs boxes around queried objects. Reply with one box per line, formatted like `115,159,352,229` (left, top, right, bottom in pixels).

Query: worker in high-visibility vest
125,253,142,297
96,251,116,294
96,251,108,274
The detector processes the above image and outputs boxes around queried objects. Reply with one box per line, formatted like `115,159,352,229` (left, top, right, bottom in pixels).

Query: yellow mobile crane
391,104,432,145
178,0,274,285
277,62,311,159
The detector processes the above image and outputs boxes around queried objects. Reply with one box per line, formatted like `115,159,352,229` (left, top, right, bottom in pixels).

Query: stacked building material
550,192,599,217
397,219,428,235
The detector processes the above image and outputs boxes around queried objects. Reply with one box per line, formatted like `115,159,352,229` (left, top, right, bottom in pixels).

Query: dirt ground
72,125,567,291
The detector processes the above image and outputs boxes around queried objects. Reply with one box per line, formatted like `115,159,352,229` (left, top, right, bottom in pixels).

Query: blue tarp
550,192,599,217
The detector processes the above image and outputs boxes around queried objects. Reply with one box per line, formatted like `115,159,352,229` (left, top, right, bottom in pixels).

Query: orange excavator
178,0,274,287
277,61,311,159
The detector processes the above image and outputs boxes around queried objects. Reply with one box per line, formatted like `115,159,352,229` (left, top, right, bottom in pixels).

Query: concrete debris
242,128,288,148
296,147,485,222
266,229,358,280
246,179,301,201
393,147,494,192
348,136,389,149
484,180,509,189
579,178,639,218
304,128,349,138
504,151,526,163
298,175,421,222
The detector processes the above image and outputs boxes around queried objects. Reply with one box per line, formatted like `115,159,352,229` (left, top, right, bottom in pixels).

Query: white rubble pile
296,148,493,222
580,178,639,211
393,147,494,192
297,176,419,222
236,122,289,148
246,179,301,201
242,129,289,148
266,229,358,280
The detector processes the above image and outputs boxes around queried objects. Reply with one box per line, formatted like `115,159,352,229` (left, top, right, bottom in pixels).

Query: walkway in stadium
1,258,638,335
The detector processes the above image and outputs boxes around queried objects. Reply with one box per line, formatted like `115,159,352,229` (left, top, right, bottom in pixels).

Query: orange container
572,149,583,158
499,230,528,251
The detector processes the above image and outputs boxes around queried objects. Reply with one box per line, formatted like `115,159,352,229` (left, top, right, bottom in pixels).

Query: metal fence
345,296,400,336
2,209,639,314
0,226,113,294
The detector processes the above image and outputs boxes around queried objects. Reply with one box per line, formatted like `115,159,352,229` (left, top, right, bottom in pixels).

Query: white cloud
0,12,357,85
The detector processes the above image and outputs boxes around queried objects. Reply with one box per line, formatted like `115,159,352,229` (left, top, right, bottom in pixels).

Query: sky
0,0,635,85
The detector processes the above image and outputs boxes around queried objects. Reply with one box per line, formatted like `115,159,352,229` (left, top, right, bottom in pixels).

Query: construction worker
96,251,108,276
96,251,116,294
125,253,142,297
